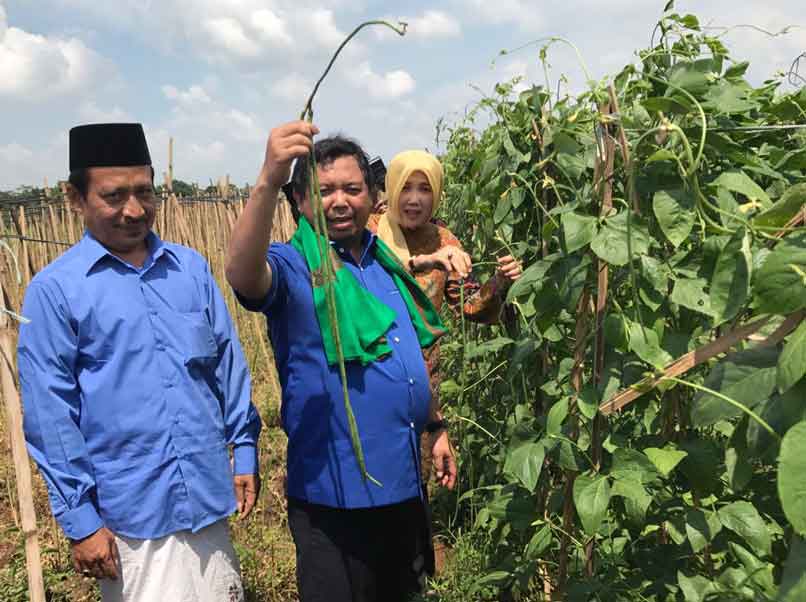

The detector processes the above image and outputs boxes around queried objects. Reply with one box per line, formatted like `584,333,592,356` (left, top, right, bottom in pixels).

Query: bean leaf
709,227,751,325
713,170,772,209
644,447,688,477
525,525,553,560
778,320,806,394
754,233,806,315
591,211,651,266
691,347,778,427
780,536,806,602
653,189,695,247
504,441,545,493
671,277,713,317
611,448,660,484
626,319,673,369
546,398,569,435
573,474,611,536
718,501,771,556
778,421,806,536
561,211,598,253
686,508,722,553
753,183,806,230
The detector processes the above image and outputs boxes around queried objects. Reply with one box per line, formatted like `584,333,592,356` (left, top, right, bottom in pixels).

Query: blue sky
1,0,803,190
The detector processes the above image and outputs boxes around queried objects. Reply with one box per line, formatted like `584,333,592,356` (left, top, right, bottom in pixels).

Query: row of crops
434,5,806,601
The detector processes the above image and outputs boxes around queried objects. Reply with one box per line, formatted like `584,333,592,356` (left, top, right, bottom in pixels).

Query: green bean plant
431,3,806,600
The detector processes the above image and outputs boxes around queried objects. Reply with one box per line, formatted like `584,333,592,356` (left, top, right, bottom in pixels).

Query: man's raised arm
226,121,318,300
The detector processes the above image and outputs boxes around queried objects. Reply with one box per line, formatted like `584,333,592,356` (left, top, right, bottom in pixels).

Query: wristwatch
425,418,448,434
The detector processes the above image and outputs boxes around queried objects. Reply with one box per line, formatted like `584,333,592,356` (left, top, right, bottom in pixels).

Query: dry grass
0,195,300,601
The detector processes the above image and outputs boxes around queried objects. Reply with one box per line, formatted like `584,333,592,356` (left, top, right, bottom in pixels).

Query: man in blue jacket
18,123,262,601
226,121,457,602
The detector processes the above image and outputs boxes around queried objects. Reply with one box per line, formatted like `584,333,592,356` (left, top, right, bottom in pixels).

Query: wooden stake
599,312,804,415
0,282,46,602
168,137,174,193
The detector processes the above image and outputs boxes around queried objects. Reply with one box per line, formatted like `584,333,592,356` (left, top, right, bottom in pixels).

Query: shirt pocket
177,311,218,365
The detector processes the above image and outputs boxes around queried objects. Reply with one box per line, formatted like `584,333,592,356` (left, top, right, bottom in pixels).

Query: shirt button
156,344,165,351
410,422,415,429
408,378,415,385
393,336,400,343
339,247,345,253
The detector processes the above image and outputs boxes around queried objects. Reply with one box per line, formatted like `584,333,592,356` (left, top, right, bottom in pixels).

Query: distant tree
171,179,196,197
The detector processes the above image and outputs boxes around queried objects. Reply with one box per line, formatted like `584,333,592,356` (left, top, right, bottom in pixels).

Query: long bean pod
299,20,406,484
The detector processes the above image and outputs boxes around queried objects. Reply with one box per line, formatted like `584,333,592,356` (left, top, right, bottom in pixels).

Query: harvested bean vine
299,20,407,485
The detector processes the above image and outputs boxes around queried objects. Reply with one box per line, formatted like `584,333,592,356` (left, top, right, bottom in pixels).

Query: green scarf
290,217,446,365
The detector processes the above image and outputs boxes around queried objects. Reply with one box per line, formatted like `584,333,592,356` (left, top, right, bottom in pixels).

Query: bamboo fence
0,192,294,598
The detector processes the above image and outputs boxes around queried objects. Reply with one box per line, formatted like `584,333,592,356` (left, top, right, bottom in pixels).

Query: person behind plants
225,122,460,602
17,123,262,602
370,150,523,474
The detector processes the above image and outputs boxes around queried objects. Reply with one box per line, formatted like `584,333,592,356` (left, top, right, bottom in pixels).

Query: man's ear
65,184,85,217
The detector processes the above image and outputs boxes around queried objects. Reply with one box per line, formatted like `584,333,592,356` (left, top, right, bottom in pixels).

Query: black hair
289,135,377,202
68,166,156,198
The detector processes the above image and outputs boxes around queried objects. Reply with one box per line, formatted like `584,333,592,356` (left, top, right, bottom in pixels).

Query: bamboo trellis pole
0,281,46,602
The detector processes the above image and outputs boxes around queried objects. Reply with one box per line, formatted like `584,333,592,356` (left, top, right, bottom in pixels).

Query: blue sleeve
233,246,287,314
203,261,262,475
17,281,104,540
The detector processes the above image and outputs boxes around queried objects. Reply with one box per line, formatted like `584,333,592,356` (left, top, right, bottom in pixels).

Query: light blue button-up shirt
237,232,432,508
17,231,261,541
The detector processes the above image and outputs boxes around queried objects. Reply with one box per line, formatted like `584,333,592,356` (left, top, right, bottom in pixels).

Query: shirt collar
80,230,180,275
329,229,376,266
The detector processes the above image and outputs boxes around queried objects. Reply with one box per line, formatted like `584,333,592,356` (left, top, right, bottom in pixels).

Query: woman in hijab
368,150,522,485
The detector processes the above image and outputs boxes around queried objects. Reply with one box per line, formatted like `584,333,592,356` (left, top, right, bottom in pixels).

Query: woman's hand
413,246,471,278
430,430,457,490
495,255,522,286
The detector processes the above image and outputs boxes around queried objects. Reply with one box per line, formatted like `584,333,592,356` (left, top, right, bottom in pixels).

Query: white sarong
99,519,244,602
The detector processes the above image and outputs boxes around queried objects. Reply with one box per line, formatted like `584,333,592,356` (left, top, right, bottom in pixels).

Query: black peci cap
69,123,152,171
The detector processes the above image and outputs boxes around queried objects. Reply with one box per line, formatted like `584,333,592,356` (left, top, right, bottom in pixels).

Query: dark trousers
287,496,433,602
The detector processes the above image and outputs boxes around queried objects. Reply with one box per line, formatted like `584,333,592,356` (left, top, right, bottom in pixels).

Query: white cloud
202,17,261,58
226,109,258,133
140,101,265,185
78,101,133,123
456,0,544,32
0,18,114,101
349,62,416,100
308,9,346,49
251,8,292,48
162,84,213,106
0,137,66,190
0,142,33,163
271,72,313,104
404,10,462,39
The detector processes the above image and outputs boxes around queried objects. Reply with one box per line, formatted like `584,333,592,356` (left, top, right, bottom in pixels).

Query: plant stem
300,21,407,121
